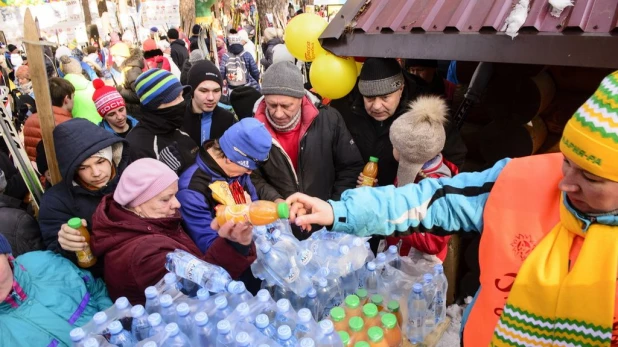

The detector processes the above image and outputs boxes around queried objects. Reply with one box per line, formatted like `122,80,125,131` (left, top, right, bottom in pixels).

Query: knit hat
7,44,17,53
110,42,131,58
150,27,159,34
390,96,448,185
0,233,11,255
272,44,295,65
230,86,262,119
135,69,190,109
92,79,126,117
187,60,223,92
219,118,272,171
560,70,618,182
358,58,405,97
142,39,157,52
15,65,30,80
261,61,305,99
113,158,178,208
228,34,242,45
0,169,6,194
59,55,82,75
189,49,204,63
238,30,249,43
92,146,114,163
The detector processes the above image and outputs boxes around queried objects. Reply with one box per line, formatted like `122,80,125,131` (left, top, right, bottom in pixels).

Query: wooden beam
23,10,62,185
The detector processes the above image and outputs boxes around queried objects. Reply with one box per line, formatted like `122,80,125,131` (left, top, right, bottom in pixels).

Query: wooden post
23,10,62,185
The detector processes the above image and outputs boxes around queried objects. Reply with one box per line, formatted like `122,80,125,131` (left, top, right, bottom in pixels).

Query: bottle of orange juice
362,303,381,328
348,317,367,345
339,331,351,346
215,200,289,226
355,342,370,347
344,295,363,317
370,294,384,312
386,300,403,327
381,313,402,347
330,307,348,333
360,157,379,187
67,217,97,268
355,288,369,305
367,327,389,347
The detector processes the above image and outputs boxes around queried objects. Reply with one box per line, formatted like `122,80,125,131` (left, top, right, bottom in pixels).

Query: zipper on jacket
271,138,300,191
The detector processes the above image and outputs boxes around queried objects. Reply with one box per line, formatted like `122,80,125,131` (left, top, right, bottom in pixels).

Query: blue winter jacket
0,251,112,347
219,44,261,91
178,145,259,253
99,115,139,137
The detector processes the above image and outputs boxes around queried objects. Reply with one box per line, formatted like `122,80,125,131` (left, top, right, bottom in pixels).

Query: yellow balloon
284,13,328,62
310,53,358,100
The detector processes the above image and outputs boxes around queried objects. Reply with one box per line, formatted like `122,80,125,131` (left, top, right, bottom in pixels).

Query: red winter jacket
90,194,256,305
387,156,458,261
144,56,171,72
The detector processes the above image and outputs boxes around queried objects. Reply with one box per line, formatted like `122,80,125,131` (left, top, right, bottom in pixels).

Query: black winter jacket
170,40,189,71
0,194,44,257
38,119,129,262
181,101,237,146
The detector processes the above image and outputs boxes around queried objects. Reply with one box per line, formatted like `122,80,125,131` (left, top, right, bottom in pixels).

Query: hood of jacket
0,194,21,209
228,43,244,55
90,194,188,257
63,73,91,91
53,118,129,187
171,40,186,49
266,37,284,48
122,48,145,70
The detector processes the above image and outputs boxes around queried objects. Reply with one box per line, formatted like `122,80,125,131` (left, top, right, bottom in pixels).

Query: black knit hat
7,44,17,53
187,60,223,94
230,86,262,119
358,58,405,97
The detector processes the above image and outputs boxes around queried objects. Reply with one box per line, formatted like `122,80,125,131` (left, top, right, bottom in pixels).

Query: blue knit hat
135,69,190,109
0,234,11,255
219,118,272,171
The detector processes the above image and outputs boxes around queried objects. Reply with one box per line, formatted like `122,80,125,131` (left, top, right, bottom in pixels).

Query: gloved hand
158,142,183,172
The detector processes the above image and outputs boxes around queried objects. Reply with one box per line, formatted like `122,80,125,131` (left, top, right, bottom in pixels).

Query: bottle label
76,246,95,264
361,176,375,187
284,266,300,283
178,258,204,283
223,204,251,224
299,249,313,265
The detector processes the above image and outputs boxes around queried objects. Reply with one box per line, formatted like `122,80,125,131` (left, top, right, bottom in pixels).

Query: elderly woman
90,158,257,305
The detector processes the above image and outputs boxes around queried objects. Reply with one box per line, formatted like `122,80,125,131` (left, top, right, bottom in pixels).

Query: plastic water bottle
317,320,343,347
385,245,401,269
374,253,386,273
175,303,194,337
316,274,343,318
213,296,234,325
364,262,379,295
258,242,312,297
234,331,251,347
276,325,297,347
196,288,215,314
433,264,448,324
131,305,150,341
163,273,183,296
227,302,253,328
162,323,191,347
300,337,316,347
148,313,166,337
255,313,277,339
193,312,217,346
165,250,233,293
112,297,133,325
159,294,177,324
92,312,109,335
145,287,161,315
407,283,426,344
293,308,318,339
83,337,100,347
216,320,235,347
253,289,277,319
108,320,137,347
274,299,296,330
364,242,375,263
422,274,436,332
227,281,254,309
304,287,320,322
70,327,87,347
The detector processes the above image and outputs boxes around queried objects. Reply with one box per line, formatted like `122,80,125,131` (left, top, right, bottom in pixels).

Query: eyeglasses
233,146,269,165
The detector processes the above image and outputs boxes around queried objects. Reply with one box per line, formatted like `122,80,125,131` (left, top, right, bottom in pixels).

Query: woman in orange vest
283,71,618,346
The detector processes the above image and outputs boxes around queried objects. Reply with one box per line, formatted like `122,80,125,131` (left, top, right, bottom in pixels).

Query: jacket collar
562,192,618,231
1,256,27,309
197,142,233,181
0,194,21,209
52,106,72,118
254,92,320,139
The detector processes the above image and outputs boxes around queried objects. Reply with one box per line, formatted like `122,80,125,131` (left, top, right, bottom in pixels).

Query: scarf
265,108,301,133
492,196,618,346
140,100,186,135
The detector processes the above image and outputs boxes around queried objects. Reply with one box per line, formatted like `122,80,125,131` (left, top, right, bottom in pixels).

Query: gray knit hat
261,61,305,98
390,96,448,185
358,58,405,97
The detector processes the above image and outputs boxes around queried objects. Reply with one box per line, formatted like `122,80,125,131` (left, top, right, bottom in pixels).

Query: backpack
225,52,248,87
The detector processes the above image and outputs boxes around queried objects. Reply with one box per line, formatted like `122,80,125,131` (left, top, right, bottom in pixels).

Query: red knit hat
92,79,125,118
142,39,157,52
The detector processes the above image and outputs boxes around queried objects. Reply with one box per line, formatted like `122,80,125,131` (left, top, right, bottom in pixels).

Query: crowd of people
1,7,617,346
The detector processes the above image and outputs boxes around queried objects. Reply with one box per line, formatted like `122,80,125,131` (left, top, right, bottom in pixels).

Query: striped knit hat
135,69,190,109
92,79,125,117
560,70,618,182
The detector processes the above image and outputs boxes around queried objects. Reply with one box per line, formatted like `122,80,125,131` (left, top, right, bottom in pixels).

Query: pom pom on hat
92,78,126,117
113,158,178,208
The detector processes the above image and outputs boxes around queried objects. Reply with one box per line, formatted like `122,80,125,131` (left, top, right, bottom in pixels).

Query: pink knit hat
113,158,178,208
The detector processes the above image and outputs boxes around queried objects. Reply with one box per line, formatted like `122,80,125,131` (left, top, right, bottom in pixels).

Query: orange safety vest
463,153,618,346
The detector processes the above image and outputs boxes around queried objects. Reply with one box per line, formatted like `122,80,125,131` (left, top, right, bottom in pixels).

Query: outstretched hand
211,219,253,245
286,193,335,232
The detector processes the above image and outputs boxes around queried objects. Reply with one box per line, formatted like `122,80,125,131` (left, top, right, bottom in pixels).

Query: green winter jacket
0,251,113,346
64,73,101,125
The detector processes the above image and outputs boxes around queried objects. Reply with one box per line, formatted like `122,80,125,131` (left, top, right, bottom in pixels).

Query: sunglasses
233,146,269,166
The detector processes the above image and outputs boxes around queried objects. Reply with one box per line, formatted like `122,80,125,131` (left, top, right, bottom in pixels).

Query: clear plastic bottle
235,331,251,347
227,281,254,309
148,313,167,338
70,327,86,347
162,273,182,296
330,307,348,333
159,294,177,324
364,242,375,263
300,337,316,347
175,303,194,337
165,250,233,293
317,320,343,347
108,320,137,347
196,288,215,314
92,311,109,335
385,246,401,270
293,308,318,339
255,313,277,339
433,264,448,324
253,289,277,319
407,283,426,344
364,262,379,295
275,325,297,347
213,296,235,326
374,254,386,274
381,314,402,347
421,274,436,332
274,299,297,330
130,305,151,341
144,286,161,315
83,338,100,347
193,312,217,346
258,242,312,297
162,323,191,347
216,320,235,347
304,287,320,321
362,303,381,328
227,302,253,328
348,317,367,346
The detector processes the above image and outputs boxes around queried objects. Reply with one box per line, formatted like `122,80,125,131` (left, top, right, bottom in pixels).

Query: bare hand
286,193,334,231
357,173,378,188
58,219,88,252
211,219,253,245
